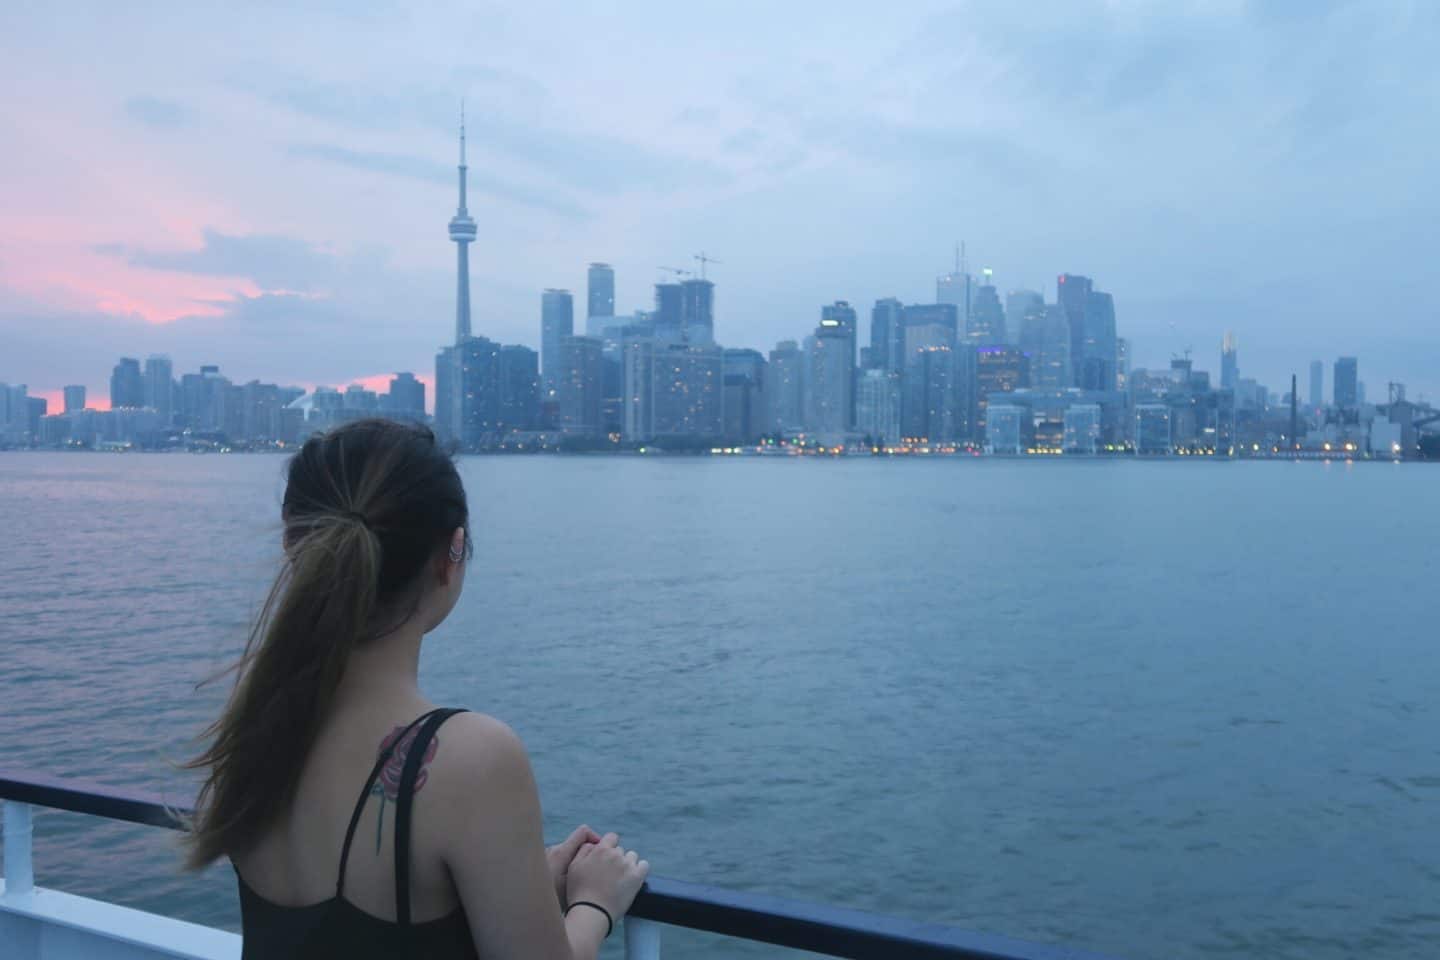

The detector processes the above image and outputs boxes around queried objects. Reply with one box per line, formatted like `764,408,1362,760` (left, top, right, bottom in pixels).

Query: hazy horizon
3,1,1437,409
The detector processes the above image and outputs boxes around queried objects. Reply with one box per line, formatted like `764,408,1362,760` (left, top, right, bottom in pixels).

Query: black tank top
235,708,479,960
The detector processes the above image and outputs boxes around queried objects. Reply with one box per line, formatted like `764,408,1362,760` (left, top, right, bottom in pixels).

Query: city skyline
3,3,1438,408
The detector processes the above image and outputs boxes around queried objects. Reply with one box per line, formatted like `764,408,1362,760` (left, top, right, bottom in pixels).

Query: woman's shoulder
430,710,534,795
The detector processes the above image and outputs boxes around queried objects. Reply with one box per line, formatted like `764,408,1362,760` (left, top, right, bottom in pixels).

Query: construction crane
657,265,691,282
693,251,722,280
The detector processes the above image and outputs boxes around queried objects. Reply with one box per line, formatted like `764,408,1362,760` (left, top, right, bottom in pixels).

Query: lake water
1,452,1438,959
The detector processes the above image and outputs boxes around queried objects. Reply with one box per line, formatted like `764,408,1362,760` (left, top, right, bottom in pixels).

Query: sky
3,0,1438,412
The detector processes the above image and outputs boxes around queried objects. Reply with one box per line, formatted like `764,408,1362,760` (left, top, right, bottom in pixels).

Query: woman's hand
546,824,601,908
565,831,650,922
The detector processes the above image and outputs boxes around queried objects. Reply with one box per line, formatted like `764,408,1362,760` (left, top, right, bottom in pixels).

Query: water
1,452,1438,959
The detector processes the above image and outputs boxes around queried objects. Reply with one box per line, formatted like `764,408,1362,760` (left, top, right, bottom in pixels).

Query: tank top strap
335,708,442,898
393,707,468,927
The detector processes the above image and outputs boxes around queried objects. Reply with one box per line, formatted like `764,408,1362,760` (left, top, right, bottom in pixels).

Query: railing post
624,916,661,960
3,800,35,896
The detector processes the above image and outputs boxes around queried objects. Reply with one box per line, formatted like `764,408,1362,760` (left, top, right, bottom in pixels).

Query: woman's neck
331,621,427,712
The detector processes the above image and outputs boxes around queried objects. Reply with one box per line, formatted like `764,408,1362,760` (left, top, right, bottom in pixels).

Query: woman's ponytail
184,420,468,869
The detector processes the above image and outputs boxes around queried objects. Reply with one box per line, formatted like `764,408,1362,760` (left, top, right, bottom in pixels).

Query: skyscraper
821,301,858,422
143,354,173,425
681,278,715,345
855,369,901,444
968,271,1006,345
805,317,854,436
1220,332,1238,390
435,345,457,442
651,343,724,440
1334,357,1358,409
1005,290,1042,347
653,282,684,343
587,262,615,321
1309,360,1324,408
1080,289,1117,391
386,372,426,421
621,339,655,442
458,335,503,448
497,345,540,433
902,346,957,442
541,288,574,399
1056,273,1092,387
1020,305,1072,390
63,385,86,414
558,335,604,436
975,346,1030,438
110,358,143,409
764,340,804,435
937,270,971,332
449,108,477,344
869,298,904,372
722,348,766,443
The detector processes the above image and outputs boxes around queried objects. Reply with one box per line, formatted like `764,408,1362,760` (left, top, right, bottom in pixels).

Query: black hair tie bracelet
564,900,613,939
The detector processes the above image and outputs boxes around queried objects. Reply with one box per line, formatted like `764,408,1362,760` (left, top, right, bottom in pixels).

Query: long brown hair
184,419,469,869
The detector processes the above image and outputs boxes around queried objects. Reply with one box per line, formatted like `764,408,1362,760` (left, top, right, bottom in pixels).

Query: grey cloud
238,72,729,196
124,96,187,128
96,230,336,291
285,143,590,219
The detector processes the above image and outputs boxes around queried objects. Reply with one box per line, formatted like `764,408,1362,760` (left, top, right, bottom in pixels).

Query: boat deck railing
1,770,1119,960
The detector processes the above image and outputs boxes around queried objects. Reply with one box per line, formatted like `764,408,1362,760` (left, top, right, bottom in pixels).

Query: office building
558,336,604,436
976,346,1030,438
821,301,858,422
1334,357,1358,409
384,372,426,421
541,288,574,400
1116,338,1130,391
435,346,458,442
653,282,684,343
587,263,615,321
681,278,715,346
1064,403,1102,454
764,340,804,435
1020,304,1072,390
985,403,1028,454
63,385,86,414
805,315,855,436
1005,290,1042,347
1135,403,1172,455
856,369,901,445
458,335,503,448
869,298,904,372
1079,290,1117,391
622,339,655,442
498,345,540,433
651,343,724,441
723,348,766,444
936,270,971,331
1056,274,1091,383
902,346,959,442
968,274,1006,345
110,358,143,409
901,303,960,341
143,355,173,425
1220,332,1238,391
1309,360,1324,409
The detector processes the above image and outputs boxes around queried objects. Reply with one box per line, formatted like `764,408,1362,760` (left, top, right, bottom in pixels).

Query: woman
186,419,647,959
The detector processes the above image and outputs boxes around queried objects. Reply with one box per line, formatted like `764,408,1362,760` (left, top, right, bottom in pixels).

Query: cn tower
449,104,477,343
